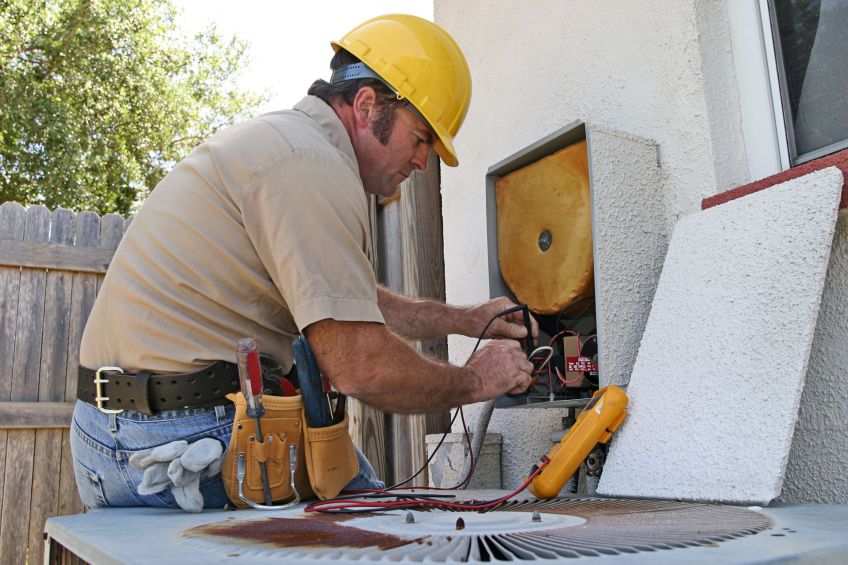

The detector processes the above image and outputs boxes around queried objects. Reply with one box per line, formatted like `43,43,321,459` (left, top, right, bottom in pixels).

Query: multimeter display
528,385,628,499
583,393,602,412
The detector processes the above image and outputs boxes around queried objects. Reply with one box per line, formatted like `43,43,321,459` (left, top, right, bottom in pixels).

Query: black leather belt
77,361,240,415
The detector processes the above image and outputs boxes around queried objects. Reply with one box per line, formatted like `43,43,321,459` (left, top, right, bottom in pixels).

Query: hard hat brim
434,137,458,167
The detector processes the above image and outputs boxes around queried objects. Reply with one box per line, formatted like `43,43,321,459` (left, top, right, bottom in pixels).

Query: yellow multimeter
528,385,628,499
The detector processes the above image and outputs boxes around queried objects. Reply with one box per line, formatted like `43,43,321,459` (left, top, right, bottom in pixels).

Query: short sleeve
240,151,384,331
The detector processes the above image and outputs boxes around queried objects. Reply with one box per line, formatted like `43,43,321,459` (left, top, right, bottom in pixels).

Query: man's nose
411,146,429,172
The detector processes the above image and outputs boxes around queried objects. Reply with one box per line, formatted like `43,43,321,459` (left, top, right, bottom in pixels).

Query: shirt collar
294,95,358,172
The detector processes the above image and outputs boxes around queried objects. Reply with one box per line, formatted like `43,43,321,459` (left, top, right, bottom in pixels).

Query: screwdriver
237,337,273,506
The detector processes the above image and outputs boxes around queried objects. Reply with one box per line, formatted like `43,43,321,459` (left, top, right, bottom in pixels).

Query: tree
0,0,265,215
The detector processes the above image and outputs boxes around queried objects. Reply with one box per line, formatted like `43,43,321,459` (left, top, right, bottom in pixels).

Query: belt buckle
94,367,125,414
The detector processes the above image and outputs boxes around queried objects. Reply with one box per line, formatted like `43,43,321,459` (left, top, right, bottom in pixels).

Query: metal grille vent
185,498,773,562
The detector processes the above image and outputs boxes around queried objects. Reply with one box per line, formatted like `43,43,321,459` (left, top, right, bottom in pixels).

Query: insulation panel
598,167,843,504
495,140,593,314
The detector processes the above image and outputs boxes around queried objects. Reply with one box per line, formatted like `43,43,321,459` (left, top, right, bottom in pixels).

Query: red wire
550,331,588,386
305,458,549,514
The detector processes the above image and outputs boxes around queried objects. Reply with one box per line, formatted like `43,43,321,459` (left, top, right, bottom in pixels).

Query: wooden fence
375,151,450,486
0,201,128,564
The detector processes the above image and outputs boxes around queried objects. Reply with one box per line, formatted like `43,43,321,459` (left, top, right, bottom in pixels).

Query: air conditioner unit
44,494,848,563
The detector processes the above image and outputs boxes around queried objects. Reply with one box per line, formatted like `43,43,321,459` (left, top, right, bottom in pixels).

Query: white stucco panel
597,167,843,504
589,127,665,387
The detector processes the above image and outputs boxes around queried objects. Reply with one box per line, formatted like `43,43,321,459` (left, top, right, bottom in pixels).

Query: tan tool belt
221,392,359,508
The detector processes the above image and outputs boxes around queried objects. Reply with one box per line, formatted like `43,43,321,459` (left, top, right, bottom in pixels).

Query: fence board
97,213,125,295
0,239,115,273
377,195,406,485
30,430,63,555
400,153,449,484
29,209,76,555
2,430,36,563
0,205,50,565
40,208,75,401
10,206,49,401
66,211,101,400
0,203,25,401
0,402,74,428
346,196,387,482
0,202,25,550
59,211,101,518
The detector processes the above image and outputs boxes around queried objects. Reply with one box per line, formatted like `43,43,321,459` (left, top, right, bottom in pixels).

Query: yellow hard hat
331,14,471,167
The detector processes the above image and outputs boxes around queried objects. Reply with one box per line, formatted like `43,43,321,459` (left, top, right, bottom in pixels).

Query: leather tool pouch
302,413,359,500
221,393,359,507
221,392,314,508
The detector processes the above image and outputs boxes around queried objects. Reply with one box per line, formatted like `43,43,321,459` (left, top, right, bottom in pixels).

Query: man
71,14,535,511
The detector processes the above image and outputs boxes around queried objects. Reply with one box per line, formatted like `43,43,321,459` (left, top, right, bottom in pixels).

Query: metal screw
531,511,542,522
455,517,465,531
405,512,415,524
538,229,553,252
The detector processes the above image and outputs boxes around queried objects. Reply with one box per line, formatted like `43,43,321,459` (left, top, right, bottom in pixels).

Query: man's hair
308,49,403,145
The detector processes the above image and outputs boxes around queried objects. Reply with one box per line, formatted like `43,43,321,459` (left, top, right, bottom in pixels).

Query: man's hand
465,339,534,397
466,296,539,342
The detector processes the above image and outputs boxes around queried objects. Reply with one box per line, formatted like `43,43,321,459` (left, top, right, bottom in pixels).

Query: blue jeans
70,400,384,510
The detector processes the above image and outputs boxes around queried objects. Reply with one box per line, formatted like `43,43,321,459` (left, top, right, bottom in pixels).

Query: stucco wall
780,215,848,503
434,0,749,488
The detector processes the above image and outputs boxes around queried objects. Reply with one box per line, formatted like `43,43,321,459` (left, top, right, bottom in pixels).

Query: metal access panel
486,122,666,406
486,122,591,319
44,495,848,564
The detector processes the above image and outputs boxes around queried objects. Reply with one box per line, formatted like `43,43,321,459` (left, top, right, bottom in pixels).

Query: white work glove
129,438,224,513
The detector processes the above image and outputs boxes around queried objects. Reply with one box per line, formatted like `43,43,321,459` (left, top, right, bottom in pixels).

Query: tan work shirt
80,96,383,373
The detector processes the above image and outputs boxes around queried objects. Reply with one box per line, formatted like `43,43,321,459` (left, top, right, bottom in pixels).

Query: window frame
764,0,848,165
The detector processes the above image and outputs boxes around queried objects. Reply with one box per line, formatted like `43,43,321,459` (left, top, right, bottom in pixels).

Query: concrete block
598,167,843,504
426,432,501,489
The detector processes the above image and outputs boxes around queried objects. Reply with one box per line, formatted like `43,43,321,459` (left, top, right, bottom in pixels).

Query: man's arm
305,318,533,414
377,285,539,342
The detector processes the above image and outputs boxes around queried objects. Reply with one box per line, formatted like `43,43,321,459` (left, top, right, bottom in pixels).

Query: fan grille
186,498,773,562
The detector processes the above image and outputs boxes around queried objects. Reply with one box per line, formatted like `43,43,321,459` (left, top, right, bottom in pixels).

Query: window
767,0,848,164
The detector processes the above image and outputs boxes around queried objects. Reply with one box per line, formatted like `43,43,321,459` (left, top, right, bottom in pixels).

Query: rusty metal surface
187,513,420,551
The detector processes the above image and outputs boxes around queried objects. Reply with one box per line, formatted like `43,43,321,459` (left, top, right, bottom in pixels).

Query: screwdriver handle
237,338,265,418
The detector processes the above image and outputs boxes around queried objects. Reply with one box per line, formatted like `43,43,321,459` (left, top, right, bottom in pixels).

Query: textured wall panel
598,167,843,504
589,127,665,388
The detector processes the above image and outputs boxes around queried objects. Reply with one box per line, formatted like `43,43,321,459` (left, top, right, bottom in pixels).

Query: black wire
384,409,460,489
382,304,529,491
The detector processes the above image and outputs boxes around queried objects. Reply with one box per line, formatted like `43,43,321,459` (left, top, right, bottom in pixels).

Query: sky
172,1,433,113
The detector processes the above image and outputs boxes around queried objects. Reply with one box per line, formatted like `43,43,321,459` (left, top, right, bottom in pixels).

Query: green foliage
0,0,265,214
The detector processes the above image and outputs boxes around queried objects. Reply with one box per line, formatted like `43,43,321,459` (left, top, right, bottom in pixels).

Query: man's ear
351,86,378,128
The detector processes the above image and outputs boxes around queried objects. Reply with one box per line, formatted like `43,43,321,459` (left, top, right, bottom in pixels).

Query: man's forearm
377,285,467,340
305,319,486,413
